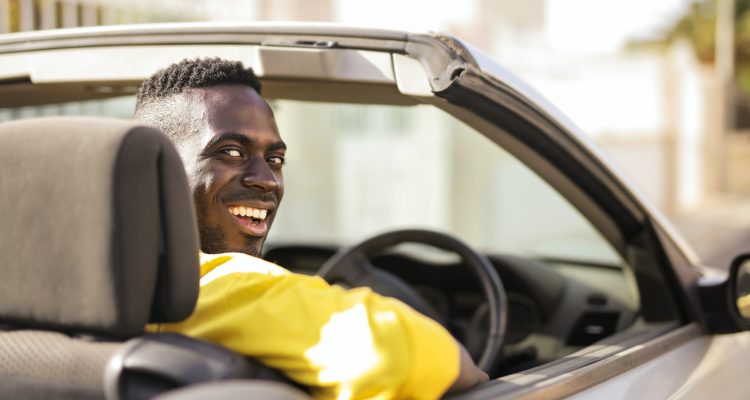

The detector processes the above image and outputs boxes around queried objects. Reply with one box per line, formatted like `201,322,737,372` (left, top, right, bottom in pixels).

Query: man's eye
267,155,285,166
219,149,243,158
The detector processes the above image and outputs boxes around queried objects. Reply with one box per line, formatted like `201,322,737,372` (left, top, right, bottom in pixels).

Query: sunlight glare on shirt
304,304,383,390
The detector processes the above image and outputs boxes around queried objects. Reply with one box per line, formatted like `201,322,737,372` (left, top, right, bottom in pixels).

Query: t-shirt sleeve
150,252,460,399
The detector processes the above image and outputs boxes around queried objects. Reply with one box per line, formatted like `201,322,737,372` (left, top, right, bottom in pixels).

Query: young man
135,58,487,399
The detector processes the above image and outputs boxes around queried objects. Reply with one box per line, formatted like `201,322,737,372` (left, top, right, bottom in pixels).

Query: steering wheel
317,229,507,372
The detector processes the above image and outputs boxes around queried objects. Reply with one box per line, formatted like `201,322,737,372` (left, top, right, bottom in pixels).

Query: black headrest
0,117,199,336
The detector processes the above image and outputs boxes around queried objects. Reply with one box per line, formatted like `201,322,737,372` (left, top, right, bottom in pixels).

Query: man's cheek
176,141,212,189
188,162,216,195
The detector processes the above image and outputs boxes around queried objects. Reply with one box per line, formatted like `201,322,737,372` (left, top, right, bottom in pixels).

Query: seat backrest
0,116,201,398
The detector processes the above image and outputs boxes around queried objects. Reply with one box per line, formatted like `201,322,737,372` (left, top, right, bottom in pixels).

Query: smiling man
135,58,487,399
136,64,284,257
181,83,285,257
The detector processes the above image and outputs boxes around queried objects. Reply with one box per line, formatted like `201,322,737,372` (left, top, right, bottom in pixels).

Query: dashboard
262,243,638,375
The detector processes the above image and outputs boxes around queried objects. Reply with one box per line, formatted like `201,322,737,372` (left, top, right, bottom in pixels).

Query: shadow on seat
0,117,307,400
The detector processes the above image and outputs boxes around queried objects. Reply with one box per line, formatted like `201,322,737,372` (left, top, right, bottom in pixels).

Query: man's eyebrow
203,133,286,151
204,132,252,148
269,141,287,152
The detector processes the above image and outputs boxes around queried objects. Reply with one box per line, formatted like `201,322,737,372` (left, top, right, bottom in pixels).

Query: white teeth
228,206,269,220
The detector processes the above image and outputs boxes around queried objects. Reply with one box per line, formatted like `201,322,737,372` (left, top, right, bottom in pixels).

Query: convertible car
0,22,749,399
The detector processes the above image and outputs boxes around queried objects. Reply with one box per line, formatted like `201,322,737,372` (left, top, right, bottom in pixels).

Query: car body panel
571,330,750,399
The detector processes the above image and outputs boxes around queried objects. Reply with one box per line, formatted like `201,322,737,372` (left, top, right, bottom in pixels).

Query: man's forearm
447,342,489,393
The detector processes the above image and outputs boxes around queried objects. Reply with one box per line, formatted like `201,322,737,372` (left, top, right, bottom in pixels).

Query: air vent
566,311,619,346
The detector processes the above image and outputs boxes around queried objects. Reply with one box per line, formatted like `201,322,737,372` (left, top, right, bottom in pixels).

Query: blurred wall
3,0,742,217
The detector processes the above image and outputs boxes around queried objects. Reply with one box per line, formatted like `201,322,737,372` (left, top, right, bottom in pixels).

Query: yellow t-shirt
148,252,460,399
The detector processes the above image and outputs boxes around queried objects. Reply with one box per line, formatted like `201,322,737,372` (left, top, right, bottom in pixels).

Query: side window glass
271,101,622,265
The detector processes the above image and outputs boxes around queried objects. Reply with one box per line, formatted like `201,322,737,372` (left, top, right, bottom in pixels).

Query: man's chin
200,245,263,257
199,233,265,257
241,236,265,257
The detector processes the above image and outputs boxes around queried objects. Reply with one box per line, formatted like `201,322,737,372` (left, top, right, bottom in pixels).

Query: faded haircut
133,57,262,144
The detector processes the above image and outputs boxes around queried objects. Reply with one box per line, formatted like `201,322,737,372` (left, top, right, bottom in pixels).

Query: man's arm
152,252,487,399
448,342,489,393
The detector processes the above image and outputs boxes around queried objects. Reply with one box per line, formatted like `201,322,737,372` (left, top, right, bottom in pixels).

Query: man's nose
240,157,279,192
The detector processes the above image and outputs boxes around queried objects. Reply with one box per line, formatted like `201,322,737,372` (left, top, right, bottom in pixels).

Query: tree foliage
660,0,750,91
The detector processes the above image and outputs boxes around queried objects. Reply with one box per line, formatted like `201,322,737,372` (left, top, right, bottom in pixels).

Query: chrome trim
449,323,701,399
516,323,701,399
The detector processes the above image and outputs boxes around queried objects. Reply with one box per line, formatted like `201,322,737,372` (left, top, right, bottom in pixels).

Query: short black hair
136,57,261,104
134,57,262,144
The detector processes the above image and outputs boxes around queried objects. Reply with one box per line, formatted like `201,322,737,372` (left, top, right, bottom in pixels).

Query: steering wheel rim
317,229,507,372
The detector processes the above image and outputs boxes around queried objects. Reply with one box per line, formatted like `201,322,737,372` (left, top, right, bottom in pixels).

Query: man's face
179,84,285,256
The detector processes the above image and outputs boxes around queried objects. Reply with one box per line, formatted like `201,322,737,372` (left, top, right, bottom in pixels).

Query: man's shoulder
199,251,290,284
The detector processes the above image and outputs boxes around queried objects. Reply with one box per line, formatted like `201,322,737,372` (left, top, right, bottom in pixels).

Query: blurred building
1,0,743,219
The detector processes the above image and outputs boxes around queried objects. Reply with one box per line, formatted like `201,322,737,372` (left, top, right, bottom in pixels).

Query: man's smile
226,204,274,237
229,205,268,220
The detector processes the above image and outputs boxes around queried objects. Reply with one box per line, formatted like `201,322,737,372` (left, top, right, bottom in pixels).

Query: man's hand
447,341,489,393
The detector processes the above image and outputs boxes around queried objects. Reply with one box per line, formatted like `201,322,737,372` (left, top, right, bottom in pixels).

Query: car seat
0,117,308,400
